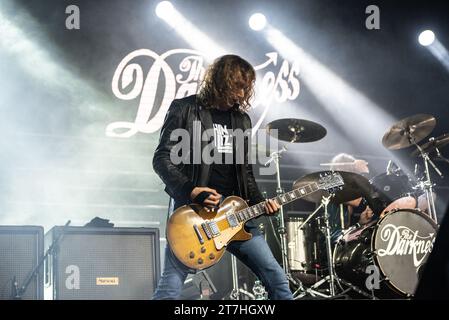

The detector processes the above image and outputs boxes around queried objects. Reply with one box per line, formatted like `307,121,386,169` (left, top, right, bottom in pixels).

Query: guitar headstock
317,171,344,193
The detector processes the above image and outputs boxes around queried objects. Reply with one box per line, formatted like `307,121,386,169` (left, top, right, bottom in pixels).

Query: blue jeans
153,234,293,300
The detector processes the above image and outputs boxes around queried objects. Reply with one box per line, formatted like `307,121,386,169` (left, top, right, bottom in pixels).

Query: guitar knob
189,251,195,259
200,247,206,253
197,258,204,265
209,253,215,260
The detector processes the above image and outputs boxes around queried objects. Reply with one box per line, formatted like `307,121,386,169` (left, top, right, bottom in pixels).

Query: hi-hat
266,118,327,143
411,133,449,157
292,171,372,204
382,114,436,150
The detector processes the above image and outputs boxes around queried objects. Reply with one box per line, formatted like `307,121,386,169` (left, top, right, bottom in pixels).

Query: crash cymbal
411,133,449,156
292,171,372,204
266,118,327,143
382,114,436,150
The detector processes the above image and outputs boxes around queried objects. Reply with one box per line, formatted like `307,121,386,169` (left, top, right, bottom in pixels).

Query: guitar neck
234,182,320,223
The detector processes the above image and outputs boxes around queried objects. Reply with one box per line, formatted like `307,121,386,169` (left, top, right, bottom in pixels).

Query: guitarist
152,54,293,300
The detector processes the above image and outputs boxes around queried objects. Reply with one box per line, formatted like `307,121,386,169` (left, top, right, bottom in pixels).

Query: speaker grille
0,226,43,300
49,227,159,300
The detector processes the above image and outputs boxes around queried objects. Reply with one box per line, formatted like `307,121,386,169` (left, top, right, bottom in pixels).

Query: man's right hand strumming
190,187,222,208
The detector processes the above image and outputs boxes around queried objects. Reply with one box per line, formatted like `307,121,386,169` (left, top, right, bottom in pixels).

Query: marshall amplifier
0,226,44,300
45,226,160,300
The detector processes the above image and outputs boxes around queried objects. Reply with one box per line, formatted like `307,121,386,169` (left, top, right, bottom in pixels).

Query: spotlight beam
155,2,227,61
0,7,106,115
263,27,411,172
427,39,449,73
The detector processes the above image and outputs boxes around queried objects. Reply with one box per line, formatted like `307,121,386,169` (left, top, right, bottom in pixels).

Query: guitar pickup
208,221,220,237
201,222,212,239
226,213,238,228
202,221,220,238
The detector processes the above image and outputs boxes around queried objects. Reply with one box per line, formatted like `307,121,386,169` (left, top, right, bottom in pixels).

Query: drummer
327,153,376,243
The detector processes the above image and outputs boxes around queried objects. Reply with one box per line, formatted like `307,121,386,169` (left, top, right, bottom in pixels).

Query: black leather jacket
153,95,265,212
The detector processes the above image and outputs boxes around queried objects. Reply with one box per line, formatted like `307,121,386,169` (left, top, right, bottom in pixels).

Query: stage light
263,26,409,172
419,30,435,46
155,1,174,19
249,13,267,31
417,30,449,72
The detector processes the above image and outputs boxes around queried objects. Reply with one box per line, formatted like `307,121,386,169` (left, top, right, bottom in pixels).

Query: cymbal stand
264,146,291,274
265,146,330,298
413,140,442,224
229,254,255,300
264,146,311,295
435,147,449,165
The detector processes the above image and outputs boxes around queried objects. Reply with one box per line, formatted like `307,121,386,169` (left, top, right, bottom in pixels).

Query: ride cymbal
382,114,436,150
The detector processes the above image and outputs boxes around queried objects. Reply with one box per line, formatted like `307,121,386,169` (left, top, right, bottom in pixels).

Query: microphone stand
11,220,71,300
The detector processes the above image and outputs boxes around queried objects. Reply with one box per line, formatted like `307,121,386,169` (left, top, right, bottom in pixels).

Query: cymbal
292,171,372,204
411,133,449,156
382,114,436,150
266,118,327,143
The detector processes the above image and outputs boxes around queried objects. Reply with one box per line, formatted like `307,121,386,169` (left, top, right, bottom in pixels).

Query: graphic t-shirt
207,108,237,197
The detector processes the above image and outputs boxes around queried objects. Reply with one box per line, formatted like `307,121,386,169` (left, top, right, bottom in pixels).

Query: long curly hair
197,55,256,112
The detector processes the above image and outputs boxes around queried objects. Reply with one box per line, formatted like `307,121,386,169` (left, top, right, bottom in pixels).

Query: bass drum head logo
374,209,437,295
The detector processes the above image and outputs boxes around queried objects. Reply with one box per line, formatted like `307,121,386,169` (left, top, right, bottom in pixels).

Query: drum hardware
291,171,376,299
411,140,442,224
293,194,376,299
252,280,267,300
382,114,441,223
434,149,449,164
227,222,267,300
264,119,328,297
263,146,295,279
263,146,322,297
411,133,449,158
229,254,256,300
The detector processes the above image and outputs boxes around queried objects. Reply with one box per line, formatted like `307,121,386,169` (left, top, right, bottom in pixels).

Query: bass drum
333,208,438,298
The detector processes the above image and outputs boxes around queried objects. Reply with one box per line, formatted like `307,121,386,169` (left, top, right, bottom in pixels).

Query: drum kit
262,114,447,299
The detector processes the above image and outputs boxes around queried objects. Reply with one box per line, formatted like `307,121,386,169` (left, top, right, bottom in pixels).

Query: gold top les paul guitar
167,172,344,270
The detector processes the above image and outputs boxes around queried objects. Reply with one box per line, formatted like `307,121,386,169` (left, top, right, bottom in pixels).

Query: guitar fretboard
232,182,320,223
